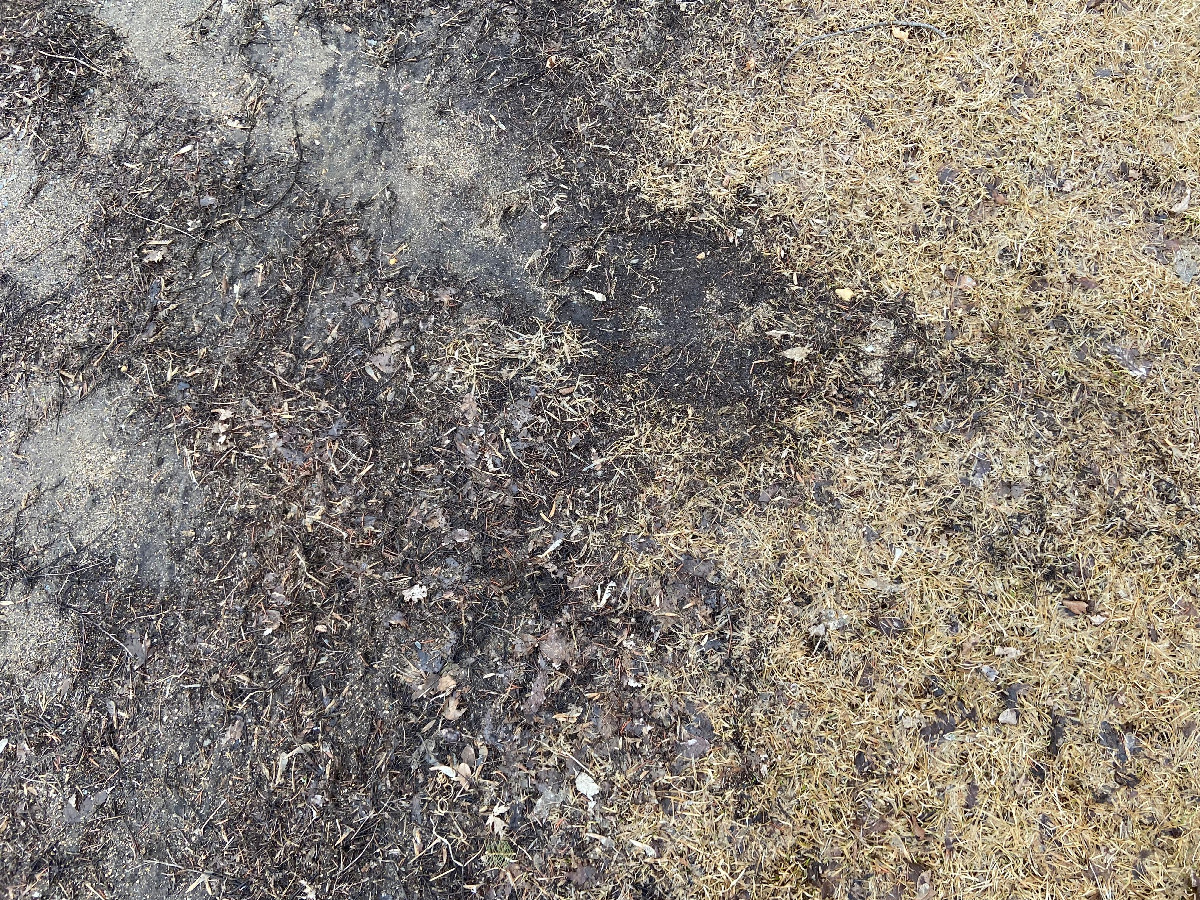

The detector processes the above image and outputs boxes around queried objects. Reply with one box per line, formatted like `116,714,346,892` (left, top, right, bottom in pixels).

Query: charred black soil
1,2,801,896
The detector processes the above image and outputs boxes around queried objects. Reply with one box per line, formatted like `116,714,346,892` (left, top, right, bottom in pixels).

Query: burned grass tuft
0,0,119,154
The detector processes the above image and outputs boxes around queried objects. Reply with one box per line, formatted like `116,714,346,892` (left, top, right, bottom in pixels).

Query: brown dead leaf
431,763,470,788
1062,599,1089,616
781,346,813,362
443,693,465,721
907,812,926,840
538,626,574,666
459,393,480,423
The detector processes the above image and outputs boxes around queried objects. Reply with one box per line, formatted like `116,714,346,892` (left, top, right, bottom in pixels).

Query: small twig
121,208,212,244
34,49,109,77
536,739,599,779
782,20,949,73
246,109,303,223
184,0,223,35
59,600,136,661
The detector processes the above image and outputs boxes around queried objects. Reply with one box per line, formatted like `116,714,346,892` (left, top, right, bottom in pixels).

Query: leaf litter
1,0,1199,899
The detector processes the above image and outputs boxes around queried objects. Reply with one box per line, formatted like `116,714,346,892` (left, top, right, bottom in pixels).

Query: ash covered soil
2,1,1198,899
0,2,825,896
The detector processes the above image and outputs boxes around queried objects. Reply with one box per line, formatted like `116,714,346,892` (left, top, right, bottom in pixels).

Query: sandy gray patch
0,385,200,593
249,2,546,293
97,0,245,120
0,138,91,299
376,99,545,288
91,0,546,299
0,583,78,712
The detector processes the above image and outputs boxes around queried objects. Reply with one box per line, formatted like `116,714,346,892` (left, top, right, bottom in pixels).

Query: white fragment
575,772,601,801
402,584,428,603
628,838,657,858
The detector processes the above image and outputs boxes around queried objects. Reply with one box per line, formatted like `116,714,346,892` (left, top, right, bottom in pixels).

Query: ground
1,1,1199,898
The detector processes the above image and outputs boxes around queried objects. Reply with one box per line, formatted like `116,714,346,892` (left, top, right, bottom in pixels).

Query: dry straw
591,0,1200,896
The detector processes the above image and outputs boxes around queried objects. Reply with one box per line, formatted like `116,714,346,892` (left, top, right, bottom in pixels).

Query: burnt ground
1,2,1016,898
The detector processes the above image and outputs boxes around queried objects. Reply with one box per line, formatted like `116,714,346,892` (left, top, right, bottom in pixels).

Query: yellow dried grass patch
585,3,1200,894
600,396,1199,898
639,0,1199,316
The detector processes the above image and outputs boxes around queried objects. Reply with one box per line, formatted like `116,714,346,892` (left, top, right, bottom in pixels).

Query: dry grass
604,400,1200,897
585,0,1200,897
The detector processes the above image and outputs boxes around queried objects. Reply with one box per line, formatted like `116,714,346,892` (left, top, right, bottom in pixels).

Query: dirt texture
1,1,1198,899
